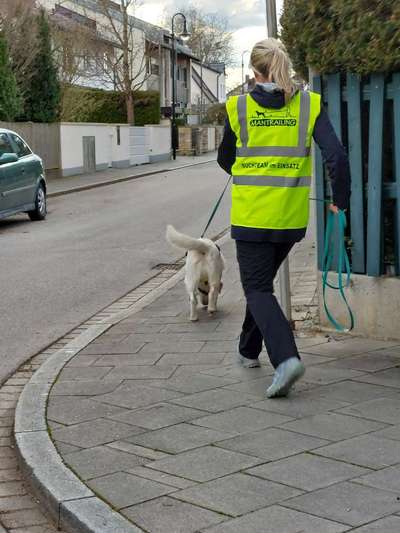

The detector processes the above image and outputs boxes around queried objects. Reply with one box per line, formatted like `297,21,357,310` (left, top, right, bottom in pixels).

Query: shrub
61,86,160,125
280,0,400,78
205,103,227,125
0,32,21,121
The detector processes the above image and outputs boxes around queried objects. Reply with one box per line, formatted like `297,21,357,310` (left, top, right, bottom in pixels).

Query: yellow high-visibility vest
226,90,321,230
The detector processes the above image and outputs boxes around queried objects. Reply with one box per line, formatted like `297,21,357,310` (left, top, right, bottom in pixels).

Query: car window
0,133,14,157
9,133,32,157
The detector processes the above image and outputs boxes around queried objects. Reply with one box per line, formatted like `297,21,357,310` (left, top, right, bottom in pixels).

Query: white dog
166,225,225,321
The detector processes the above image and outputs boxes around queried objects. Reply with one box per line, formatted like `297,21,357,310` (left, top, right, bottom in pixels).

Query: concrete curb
14,232,230,532
48,158,216,198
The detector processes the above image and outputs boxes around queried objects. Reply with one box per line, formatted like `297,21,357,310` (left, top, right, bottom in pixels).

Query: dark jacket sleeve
313,108,351,210
217,118,237,175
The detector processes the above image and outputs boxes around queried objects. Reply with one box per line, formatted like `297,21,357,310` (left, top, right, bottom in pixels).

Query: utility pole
266,0,292,323
266,0,278,38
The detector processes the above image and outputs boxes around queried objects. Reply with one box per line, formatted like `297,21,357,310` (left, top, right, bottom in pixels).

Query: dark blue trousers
236,240,300,369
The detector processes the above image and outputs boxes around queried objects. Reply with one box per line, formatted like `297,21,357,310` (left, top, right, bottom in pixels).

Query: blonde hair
250,38,298,98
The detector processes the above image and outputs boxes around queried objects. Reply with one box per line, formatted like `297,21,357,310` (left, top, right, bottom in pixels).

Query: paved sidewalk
42,237,400,532
47,152,217,197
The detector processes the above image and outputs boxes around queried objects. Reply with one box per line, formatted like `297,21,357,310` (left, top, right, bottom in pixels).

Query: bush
0,32,21,121
205,103,227,125
61,86,160,125
281,0,400,78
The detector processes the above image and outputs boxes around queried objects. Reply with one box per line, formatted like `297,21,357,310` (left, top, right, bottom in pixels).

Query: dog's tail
166,225,210,254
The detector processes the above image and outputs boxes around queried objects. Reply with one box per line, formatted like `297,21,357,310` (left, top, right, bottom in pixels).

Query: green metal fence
312,73,400,277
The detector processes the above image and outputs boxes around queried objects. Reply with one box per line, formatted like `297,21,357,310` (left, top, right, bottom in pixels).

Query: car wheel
28,183,47,221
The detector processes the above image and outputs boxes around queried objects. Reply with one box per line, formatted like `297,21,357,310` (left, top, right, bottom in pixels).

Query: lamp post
266,0,278,38
241,50,249,94
171,13,190,160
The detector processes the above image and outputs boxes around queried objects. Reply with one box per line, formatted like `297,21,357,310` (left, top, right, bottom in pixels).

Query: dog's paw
190,316,199,322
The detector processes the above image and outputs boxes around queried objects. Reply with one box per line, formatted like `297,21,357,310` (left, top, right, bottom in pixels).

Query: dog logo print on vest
250,107,297,127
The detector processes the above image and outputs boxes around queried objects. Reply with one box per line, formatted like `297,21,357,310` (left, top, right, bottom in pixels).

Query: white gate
129,127,150,166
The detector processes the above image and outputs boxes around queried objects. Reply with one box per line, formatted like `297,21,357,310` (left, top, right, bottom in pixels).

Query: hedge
61,86,160,125
280,0,400,78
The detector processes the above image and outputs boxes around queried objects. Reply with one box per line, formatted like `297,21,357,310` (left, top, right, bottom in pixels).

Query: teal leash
322,209,355,332
201,175,232,239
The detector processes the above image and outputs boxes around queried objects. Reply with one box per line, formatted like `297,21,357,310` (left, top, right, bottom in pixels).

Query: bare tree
0,0,39,90
95,0,156,124
165,4,234,67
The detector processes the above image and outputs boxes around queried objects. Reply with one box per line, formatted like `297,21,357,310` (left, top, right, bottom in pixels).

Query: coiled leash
321,208,355,332
200,175,232,239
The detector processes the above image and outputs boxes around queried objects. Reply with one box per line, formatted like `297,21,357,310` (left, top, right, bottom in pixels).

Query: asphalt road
0,161,231,383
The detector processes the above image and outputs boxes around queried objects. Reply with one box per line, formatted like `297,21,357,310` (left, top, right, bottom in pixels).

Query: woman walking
217,38,350,398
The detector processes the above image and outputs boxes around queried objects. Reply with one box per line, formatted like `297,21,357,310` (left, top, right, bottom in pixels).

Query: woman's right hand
329,204,339,214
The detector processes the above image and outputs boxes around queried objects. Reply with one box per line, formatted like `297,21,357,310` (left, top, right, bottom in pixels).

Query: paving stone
56,366,113,381
0,469,23,482
200,364,274,381
314,434,400,468
322,353,400,372
252,392,350,418
0,481,26,497
105,365,176,381
200,341,241,353
223,376,278,397
349,516,400,532
170,389,258,413
110,403,206,430
160,322,221,333
52,418,143,448
216,428,328,461
50,379,122,396
91,333,130,344
93,382,183,409
126,466,196,489
301,338,400,357
296,380,400,404
371,424,400,441
107,440,169,460
337,397,400,425
9,526,58,533
146,374,238,394
0,495,37,513
179,331,239,341
299,353,333,365
246,453,370,491
65,355,100,367
127,423,235,453
64,445,147,480
301,366,365,385
147,445,262,482
54,441,82,455
192,406,292,435
353,464,400,493
1,508,48,529
354,367,400,389
139,341,205,353
157,352,226,365
201,504,349,532
47,396,126,425
92,352,163,366
87,472,175,509
122,496,225,532
175,472,302,517
79,340,145,355
279,412,387,441
286,481,400,527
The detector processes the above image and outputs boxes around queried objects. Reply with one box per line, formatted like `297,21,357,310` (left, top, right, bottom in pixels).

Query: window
10,134,31,158
151,63,160,76
0,134,14,157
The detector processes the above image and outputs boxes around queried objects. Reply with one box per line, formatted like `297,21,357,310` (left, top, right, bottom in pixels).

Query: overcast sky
136,0,284,90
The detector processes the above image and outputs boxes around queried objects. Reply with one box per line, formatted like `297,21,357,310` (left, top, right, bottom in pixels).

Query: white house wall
191,63,226,105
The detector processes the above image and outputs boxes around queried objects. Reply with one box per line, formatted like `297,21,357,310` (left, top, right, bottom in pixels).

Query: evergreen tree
0,31,21,121
23,8,60,122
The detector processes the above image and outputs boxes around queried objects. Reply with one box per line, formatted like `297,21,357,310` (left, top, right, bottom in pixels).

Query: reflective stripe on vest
232,175,311,187
236,91,311,157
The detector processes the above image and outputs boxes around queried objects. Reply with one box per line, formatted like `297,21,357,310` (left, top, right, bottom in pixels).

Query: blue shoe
237,354,261,368
266,357,305,398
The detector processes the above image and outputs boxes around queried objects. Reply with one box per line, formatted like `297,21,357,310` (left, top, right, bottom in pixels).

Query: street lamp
241,50,249,94
171,12,190,160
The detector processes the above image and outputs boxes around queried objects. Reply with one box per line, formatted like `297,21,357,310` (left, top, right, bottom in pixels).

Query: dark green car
0,128,47,221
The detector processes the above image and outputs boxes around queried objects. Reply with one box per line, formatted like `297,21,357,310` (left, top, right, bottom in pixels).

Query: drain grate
152,261,185,272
